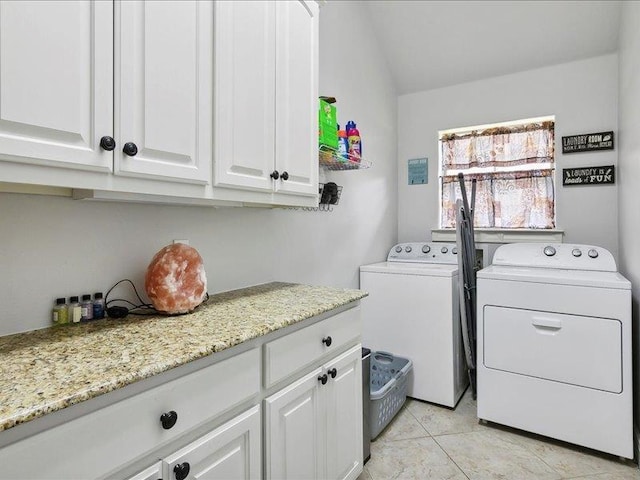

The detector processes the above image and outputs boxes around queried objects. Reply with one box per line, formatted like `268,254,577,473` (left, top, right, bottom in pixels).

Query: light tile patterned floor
358,389,640,480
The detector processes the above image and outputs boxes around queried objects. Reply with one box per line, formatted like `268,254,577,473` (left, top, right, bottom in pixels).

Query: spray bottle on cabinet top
345,121,361,162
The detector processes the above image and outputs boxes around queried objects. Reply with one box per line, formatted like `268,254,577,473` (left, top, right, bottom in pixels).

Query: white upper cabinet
274,0,318,197
214,1,276,193
214,0,319,203
0,1,113,172
116,1,212,184
0,0,318,206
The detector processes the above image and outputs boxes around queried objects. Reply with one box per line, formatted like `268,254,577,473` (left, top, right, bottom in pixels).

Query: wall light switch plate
173,239,189,245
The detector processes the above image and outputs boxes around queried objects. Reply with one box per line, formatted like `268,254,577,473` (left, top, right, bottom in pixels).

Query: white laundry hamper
369,351,413,439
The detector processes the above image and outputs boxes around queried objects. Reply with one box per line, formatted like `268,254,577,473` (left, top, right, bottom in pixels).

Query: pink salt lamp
145,243,207,314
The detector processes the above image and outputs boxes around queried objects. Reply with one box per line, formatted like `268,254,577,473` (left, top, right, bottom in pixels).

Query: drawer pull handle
328,368,337,379
318,374,328,385
160,410,178,430
174,462,190,480
322,336,332,347
532,318,562,330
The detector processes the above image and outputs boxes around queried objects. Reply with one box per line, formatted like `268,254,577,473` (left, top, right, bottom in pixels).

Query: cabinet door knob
123,142,138,156
281,171,289,181
270,170,279,180
322,336,332,347
99,136,116,151
160,410,178,430
328,368,337,379
173,462,190,480
318,374,328,385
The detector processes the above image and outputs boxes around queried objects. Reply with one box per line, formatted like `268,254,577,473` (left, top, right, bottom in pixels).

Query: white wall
617,0,640,436
397,54,619,257
0,1,397,336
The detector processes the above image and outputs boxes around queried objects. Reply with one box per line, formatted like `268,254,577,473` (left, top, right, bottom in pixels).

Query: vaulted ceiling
364,1,622,95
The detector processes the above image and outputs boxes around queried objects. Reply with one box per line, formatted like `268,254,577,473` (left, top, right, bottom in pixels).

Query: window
439,116,555,229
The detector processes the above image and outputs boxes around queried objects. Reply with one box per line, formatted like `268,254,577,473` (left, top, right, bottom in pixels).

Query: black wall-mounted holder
318,182,342,211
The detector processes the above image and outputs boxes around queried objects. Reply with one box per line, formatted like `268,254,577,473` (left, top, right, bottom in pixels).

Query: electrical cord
104,279,210,318
105,279,158,318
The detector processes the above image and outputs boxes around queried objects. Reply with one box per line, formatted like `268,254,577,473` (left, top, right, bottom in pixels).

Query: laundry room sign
561,131,614,154
562,165,615,186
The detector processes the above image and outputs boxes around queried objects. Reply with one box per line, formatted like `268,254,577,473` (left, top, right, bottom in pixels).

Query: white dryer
477,243,632,458
360,242,468,407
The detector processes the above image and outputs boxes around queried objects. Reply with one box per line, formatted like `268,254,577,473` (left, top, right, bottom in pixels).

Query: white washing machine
477,243,632,458
360,242,468,407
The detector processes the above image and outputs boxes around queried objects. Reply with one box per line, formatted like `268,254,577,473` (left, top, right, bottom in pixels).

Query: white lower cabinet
0,348,261,480
0,305,362,480
265,345,363,480
126,406,260,480
324,347,363,480
265,367,324,479
127,461,163,480
162,405,261,480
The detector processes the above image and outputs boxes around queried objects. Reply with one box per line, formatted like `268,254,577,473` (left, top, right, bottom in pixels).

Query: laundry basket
369,351,413,440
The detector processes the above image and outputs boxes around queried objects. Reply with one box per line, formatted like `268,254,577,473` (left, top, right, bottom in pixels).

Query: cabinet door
163,406,261,480
126,461,163,480
0,1,113,172
116,0,212,184
325,346,363,480
265,367,324,480
214,1,276,193
274,0,319,197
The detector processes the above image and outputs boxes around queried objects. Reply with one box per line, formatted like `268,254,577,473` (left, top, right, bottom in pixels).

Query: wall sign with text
408,158,428,185
562,131,614,154
562,165,615,186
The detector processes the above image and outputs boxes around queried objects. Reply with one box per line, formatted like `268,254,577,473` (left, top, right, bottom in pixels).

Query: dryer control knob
422,245,431,254
405,246,412,253
441,246,448,254
572,248,582,257
452,247,458,254
588,249,599,259
543,246,556,257
395,246,402,253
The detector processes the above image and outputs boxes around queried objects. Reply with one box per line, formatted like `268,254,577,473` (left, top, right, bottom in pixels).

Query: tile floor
358,389,640,480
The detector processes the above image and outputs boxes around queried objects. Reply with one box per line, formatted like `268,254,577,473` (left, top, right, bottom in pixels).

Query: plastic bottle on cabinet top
93,292,105,319
346,121,361,162
81,294,93,322
68,296,82,324
337,124,349,161
52,298,68,325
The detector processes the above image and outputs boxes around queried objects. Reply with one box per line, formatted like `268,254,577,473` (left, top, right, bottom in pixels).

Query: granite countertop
0,282,366,433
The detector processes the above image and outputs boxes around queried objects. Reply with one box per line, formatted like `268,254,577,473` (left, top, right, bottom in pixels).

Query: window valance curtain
441,121,554,170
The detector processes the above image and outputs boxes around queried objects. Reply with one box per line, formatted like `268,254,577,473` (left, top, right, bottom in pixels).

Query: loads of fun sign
562,165,615,186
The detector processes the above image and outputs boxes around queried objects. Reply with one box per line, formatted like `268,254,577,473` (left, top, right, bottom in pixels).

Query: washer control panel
492,243,617,271
387,242,458,264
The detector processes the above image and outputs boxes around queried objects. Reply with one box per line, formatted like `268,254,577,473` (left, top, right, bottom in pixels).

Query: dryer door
483,306,622,393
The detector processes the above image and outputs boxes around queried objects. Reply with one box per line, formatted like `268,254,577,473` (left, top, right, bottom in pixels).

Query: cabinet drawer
0,348,260,480
264,306,360,388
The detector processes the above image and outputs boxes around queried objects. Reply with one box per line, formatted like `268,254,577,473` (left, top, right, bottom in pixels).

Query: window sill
431,228,564,244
